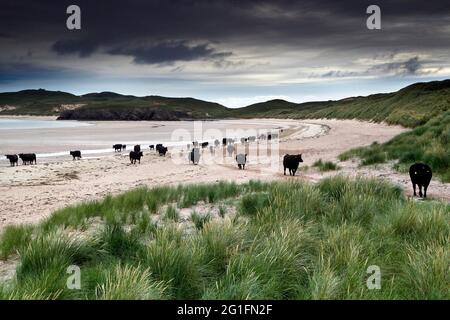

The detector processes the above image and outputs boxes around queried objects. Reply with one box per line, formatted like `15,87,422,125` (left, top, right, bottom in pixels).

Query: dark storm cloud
107,41,232,64
373,57,423,75
2,0,450,64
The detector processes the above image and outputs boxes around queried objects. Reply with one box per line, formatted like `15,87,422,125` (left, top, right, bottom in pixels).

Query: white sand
0,118,448,230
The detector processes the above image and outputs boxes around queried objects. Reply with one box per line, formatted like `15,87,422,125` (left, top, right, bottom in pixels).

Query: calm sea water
0,119,91,130
0,118,289,162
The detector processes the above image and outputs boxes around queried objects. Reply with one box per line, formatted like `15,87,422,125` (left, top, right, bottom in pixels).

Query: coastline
0,118,421,230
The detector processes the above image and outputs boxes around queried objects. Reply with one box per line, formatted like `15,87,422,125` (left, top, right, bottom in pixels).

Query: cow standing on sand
283,154,303,176
158,146,168,156
129,151,143,164
236,154,247,170
409,163,432,198
70,150,82,160
122,144,127,150
113,144,123,152
156,144,168,156
189,148,200,165
19,153,36,165
149,145,155,150
6,154,18,166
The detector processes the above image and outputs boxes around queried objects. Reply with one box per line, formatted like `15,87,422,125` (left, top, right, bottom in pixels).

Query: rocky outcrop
57,107,192,121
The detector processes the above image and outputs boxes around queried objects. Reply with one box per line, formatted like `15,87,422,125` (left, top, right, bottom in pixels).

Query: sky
1,0,450,107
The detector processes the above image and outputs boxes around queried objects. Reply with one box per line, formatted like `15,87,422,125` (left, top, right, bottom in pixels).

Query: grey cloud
107,41,232,65
371,57,426,76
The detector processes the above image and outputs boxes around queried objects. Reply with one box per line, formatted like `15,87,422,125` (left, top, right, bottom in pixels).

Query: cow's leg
412,183,417,196
292,168,296,176
284,167,286,175
424,184,428,198
419,185,423,197
243,164,245,170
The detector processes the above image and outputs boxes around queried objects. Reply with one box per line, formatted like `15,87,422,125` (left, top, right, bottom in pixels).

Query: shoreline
0,118,427,230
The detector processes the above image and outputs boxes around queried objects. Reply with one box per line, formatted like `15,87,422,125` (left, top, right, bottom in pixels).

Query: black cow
134,145,141,152
6,154,18,166
19,153,37,165
222,138,227,146
283,154,303,176
70,150,82,160
155,144,164,153
190,148,200,165
409,163,432,198
129,151,143,164
113,144,123,152
201,142,209,148
149,145,155,150
122,144,127,150
158,146,168,156
236,154,247,170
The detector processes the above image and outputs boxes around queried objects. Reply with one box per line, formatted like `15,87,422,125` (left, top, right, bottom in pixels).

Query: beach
1,118,448,230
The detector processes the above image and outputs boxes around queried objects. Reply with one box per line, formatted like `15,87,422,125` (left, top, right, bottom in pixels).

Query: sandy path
0,119,447,230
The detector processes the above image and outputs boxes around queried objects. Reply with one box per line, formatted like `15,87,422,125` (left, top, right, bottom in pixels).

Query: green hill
1,79,450,125
0,89,231,120
233,80,450,127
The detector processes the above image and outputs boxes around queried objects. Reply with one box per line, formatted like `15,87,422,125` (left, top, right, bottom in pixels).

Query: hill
0,90,231,120
233,80,450,127
1,79,450,125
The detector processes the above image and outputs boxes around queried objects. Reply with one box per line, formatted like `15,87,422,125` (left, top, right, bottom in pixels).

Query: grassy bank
233,80,450,128
340,110,450,182
0,177,448,300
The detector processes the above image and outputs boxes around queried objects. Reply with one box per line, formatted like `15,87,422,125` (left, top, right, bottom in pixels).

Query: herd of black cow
3,135,433,198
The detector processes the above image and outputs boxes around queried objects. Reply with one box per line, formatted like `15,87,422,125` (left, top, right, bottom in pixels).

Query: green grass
95,264,166,300
191,211,211,230
313,159,340,171
0,225,33,260
0,178,448,300
164,205,179,222
339,111,450,182
233,80,450,128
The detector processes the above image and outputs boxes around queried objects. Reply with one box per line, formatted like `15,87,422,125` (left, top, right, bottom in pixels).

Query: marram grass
0,178,448,300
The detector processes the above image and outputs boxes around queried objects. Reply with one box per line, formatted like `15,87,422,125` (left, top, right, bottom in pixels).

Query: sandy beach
1,118,448,230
